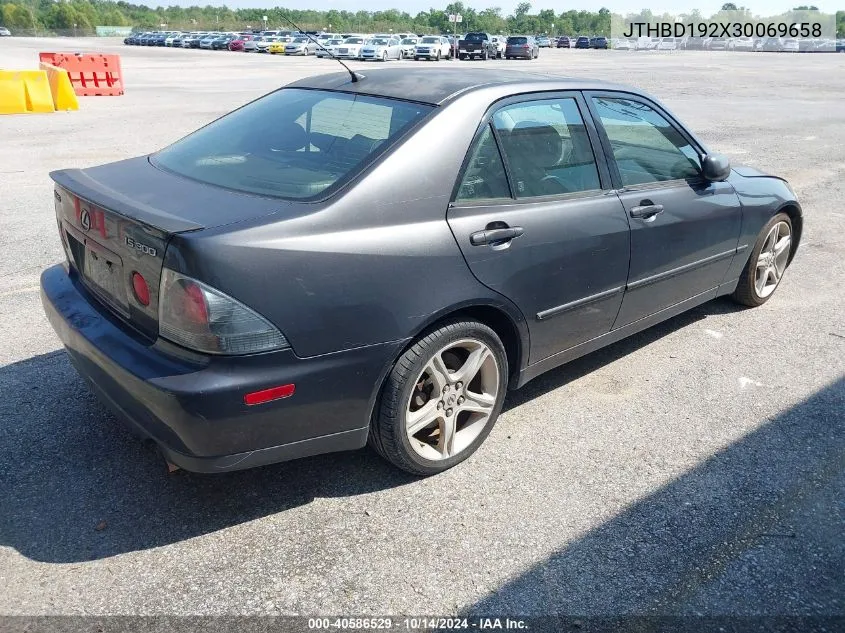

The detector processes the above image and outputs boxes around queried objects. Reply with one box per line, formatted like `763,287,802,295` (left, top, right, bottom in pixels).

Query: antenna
277,13,360,83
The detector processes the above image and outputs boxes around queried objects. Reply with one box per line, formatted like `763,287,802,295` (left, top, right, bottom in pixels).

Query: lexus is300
41,69,801,476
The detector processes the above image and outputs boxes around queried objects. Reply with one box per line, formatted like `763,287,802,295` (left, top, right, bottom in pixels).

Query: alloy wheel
405,338,500,461
754,221,792,298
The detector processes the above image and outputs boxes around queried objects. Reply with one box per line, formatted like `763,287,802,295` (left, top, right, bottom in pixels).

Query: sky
165,0,843,17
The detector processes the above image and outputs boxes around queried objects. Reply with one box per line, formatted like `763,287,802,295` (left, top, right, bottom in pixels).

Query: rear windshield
152,89,432,200
464,33,486,41
508,37,527,44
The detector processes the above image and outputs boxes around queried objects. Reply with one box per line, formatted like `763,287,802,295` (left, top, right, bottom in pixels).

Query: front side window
153,89,432,200
591,96,701,186
492,98,601,198
455,126,510,202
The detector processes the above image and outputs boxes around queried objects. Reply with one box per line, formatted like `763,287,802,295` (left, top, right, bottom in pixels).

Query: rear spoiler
50,164,204,234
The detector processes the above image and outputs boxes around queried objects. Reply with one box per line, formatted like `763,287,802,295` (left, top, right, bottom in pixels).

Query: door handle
470,226,524,246
629,202,665,219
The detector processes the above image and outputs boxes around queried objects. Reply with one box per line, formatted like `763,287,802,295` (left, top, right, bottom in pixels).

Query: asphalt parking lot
1,37,843,618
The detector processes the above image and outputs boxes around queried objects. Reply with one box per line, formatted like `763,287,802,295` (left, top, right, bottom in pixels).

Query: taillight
158,268,288,355
523,44,530,48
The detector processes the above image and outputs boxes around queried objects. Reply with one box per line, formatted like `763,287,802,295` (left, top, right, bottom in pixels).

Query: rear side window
591,96,701,186
492,98,601,198
455,126,510,202
152,89,432,200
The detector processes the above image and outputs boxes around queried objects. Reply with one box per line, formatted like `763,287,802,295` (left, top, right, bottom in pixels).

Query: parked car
575,36,591,49
656,37,677,51
398,37,419,59
783,38,799,52
243,36,265,52
255,36,280,53
182,33,205,49
41,68,802,476
228,35,253,51
360,36,403,61
537,36,551,48
759,37,784,52
199,33,221,49
0,26,12,36
613,38,634,50
414,35,452,61
556,36,571,48
728,36,755,51
210,34,236,50
334,36,367,59
838,39,845,52
164,33,183,47
489,36,506,58
458,32,496,60
317,38,345,57
707,37,728,50
591,36,609,49
283,36,319,55
505,35,539,59
681,36,706,50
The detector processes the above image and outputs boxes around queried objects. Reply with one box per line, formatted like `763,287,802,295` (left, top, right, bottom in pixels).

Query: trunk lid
51,156,287,339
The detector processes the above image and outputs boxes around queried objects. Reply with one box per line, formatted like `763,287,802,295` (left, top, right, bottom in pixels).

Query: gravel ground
0,38,843,618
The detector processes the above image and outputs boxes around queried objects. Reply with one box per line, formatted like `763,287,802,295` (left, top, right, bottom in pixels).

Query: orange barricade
38,52,124,96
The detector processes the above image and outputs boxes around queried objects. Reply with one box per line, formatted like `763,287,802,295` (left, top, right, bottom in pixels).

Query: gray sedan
284,36,318,56
360,37,403,61
40,69,801,476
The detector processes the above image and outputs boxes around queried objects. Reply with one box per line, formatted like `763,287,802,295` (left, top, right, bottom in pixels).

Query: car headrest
270,122,308,151
505,122,562,169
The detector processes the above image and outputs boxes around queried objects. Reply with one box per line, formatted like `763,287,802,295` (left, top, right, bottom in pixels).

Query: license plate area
65,225,129,317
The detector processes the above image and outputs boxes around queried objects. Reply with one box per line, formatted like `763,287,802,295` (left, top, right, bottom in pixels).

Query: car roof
287,68,628,106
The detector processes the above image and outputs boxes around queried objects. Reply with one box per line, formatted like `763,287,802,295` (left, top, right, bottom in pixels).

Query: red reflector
244,384,296,406
132,272,150,306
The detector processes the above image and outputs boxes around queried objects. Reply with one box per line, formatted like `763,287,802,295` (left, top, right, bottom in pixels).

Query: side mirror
701,153,731,182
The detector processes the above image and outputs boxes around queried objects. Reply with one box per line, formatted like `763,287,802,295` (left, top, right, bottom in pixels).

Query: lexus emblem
80,208,91,231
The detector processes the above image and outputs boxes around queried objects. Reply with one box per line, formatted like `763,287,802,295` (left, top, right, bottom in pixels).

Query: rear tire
369,320,508,476
732,212,793,307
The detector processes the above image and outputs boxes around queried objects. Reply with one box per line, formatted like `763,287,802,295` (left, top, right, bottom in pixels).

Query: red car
228,34,254,51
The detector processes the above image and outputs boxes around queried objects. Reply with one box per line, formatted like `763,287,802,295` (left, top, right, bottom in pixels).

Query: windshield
401,39,416,44
153,89,433,201
421,37,438,43
464,33,485,41
369,38,389,45
344,37,364,44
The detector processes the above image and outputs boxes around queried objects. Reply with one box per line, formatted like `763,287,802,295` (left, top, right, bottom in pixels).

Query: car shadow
464,376,845,618
0,297,745,564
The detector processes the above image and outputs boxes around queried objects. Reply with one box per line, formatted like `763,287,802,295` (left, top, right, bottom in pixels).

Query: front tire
732,212,793,307
369,320,508,476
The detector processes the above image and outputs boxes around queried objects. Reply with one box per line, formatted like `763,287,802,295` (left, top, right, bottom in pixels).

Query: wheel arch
775,202,802,265
365,300,529,433
405,301,528,387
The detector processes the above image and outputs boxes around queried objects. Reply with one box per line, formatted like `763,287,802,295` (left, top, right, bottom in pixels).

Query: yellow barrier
39,62,79,111
0,70,55,114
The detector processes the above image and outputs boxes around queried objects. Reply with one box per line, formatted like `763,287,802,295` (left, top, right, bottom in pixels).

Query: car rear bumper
40,264,403,472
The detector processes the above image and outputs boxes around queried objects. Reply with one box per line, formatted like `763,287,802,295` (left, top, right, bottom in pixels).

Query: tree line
1,0,843,38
